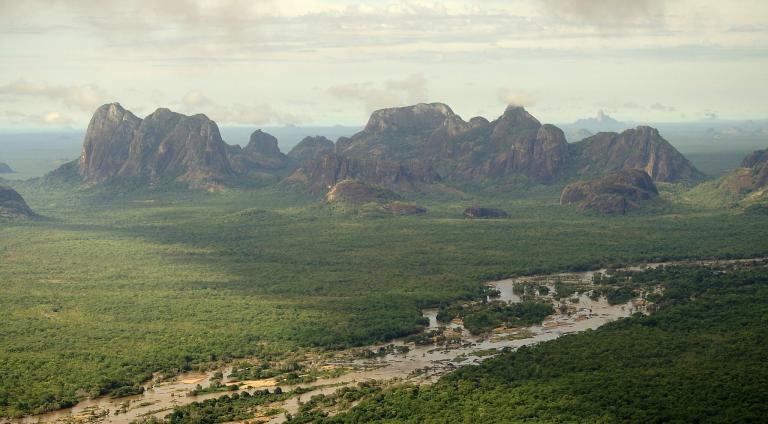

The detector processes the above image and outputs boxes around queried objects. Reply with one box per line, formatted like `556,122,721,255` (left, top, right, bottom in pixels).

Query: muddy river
7,257,762,424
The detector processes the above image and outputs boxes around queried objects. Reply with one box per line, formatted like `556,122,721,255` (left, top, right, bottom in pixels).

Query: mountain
77,103,142,181
560,169,659,215
718,148,768,199
53,102,703,193
571,126,704,183
568,110,631,133
53,103,300,189
284,153,440,194
73,103,235,187
0,185,37,219
227,130,292,175
564,128,594,143
287,136,335,162
0,162,14,173
330,103,570,185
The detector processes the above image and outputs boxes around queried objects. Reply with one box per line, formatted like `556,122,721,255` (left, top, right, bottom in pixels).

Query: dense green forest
285,263,768,423
1,183,768,417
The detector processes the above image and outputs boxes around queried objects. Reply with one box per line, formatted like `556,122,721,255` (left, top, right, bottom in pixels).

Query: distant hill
0,162,13,173
0,185,37,219
560,110,632,141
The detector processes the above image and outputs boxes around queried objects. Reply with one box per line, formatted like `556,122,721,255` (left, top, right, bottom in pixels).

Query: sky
0,0,767,129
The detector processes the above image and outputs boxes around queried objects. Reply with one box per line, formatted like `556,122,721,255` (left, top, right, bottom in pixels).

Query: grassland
1,182,768,417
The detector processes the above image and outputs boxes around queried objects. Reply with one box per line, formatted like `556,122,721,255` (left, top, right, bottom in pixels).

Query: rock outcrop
318,103,570,186
227,130,292,174
74,103,234,186
0,162,14,173
323,179,398,205
288,136,335,163
462,207,509,219
560,169,659,215
0,186,37,219
78,103,141,181
572,127,703,183
284,153,440,194
718,148,768,196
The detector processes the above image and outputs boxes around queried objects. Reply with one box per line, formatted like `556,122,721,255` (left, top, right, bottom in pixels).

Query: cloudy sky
0,0,767,128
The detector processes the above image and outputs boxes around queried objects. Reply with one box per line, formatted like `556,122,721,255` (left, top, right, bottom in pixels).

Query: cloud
0,80,106,112
328,74,429,113
222,104,306,126
182,90,212,108
41,111,74,125
649,102,676,112
540,0,669,28
498,89,536,107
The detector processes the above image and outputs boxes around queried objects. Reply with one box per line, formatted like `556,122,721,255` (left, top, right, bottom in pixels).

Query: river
7,257,763,424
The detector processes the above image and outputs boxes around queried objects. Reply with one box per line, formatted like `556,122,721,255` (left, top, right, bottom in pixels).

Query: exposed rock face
383,202,427,215
560,169,659,215
0,186,37,219
285,153,440,194
118,109,234,184
228,130,291,174
288,136,335,162
323,179,397,205
78,103,141,181
718,148,768,195
338,103,466,161
74,103,235,186
323,103,570,186
462,207,509,219
572,127,703,183
0,162,14,173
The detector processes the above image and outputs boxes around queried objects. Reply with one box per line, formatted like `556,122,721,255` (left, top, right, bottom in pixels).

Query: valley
2,100,768,423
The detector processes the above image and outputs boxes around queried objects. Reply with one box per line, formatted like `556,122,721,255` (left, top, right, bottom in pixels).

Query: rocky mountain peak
78,102,142,181
74,103,234,186
244,130,282,157
288,136,335,162
363,102,457,134
573,126,703,183
499,106,541,126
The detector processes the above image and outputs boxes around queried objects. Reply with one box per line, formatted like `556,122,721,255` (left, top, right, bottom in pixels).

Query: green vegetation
437,301,554,334
288,263,768,423
1,182,768,417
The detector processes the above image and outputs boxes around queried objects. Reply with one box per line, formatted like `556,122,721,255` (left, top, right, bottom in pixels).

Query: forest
283,263,768,423
1,183,768,417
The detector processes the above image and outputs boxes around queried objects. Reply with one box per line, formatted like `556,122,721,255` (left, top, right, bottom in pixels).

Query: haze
1,0,767,129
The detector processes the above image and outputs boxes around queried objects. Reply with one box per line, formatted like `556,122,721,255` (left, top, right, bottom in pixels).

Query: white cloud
182,90,212,108
498,89,536,108
41,111,74,125
539,0,670,28
0,80,107,112
329,74,430,113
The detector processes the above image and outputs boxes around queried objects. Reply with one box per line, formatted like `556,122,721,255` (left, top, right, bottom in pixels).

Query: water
8,257,764,424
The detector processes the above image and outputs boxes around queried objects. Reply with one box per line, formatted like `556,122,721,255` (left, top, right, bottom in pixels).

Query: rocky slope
0,162,14,173
284,153,440,194
227,130,292,175
571,127,703,183
74,103,235,186
288,136,335,163
718,148,768,197
0,186,37,219
334,103,569,185
560,169,659,215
